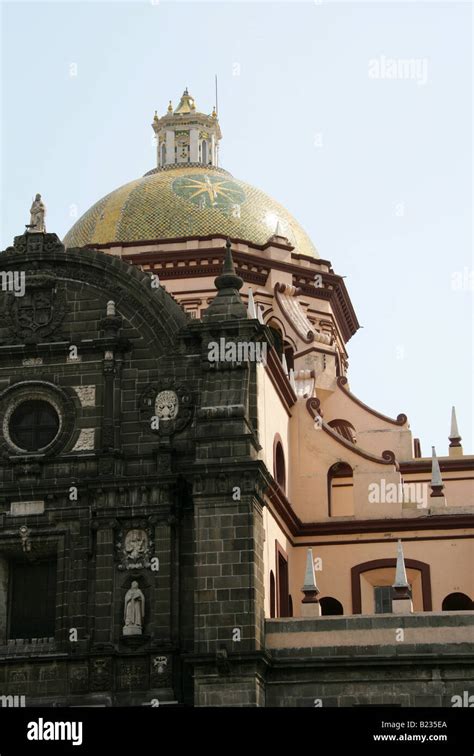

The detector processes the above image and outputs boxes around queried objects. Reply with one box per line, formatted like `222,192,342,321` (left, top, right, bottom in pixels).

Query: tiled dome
63,165,318,257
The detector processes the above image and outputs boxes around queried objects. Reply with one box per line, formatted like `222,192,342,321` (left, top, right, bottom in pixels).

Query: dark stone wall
0,233,267,706
265,615,474,708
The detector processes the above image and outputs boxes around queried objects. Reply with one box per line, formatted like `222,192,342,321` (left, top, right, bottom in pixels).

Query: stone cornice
399,457,474,473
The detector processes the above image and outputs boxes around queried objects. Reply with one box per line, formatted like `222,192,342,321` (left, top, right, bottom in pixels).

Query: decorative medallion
154,390,179,421
116,523,154,570
140,382,193,436
172,173,245,213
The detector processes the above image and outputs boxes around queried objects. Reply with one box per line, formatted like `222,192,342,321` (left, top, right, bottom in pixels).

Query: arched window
202,140,208,164
269,571,276,618
442,592,472,611
274,439,286,493
276,544,290,618
161,143,166,166
320,597,344,616
284,343,295,372
268,322,284,357
328,462,354,516
328,419,356,444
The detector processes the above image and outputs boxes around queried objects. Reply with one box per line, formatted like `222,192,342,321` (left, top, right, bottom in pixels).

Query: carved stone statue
124,529,147,562
154,390,178,420
123,581,145,636
29,193,46,232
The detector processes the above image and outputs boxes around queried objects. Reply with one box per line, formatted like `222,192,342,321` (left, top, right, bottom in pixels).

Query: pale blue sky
1,1,472,455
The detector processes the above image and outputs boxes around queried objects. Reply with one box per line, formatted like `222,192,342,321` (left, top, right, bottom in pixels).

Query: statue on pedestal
123,581,145,636
29,193,46,232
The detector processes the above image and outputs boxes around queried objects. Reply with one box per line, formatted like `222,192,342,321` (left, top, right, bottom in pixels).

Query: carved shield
6,276,66,343
16,290,53,331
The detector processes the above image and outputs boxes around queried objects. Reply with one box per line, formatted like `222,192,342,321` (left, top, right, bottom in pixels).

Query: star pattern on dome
172,173,246,212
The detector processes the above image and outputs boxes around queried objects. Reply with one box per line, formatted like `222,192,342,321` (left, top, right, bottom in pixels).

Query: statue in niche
123,581,145,636
29,193,46,232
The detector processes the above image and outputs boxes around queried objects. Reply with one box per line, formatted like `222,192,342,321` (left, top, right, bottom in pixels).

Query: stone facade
0,230,472,708
0,232,277,706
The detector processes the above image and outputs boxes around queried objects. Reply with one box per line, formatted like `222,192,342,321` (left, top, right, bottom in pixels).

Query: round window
9,400,60,451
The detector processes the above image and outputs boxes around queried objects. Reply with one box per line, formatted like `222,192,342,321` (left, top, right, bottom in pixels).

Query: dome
63,165,318,257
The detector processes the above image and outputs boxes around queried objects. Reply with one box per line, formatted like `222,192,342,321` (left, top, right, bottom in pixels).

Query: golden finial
167,100,173,113
153,110,158,121
211,106,217,118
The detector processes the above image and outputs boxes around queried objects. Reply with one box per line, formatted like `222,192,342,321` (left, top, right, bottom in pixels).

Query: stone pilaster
92,521,116,647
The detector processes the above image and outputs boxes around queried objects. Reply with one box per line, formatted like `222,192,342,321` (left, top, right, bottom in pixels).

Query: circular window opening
9,400,60,452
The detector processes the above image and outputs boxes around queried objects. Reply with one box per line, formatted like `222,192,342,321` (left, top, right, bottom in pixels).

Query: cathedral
0,89,472,707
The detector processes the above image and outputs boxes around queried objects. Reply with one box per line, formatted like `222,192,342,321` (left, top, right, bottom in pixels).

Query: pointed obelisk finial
301,548,321,617
430,446,444,497
391,540,413,613
247,288,257,319
275,220,284,237
448,406,462,456
267,218,289,245
393,540,409,589
202,238,246,321
222,237,236,277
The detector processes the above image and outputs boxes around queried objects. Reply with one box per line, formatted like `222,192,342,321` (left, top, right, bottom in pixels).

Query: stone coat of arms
6,275,66,343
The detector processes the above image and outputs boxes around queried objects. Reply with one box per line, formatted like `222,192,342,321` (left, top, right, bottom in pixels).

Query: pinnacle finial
449,406,462,446
391,539,412,608
167,100,173,112
247,288,257,319
302,549,319,593
393,540,409,588
430,445,445,497
202,239,245,321
301,548,320,608
223,238,236,276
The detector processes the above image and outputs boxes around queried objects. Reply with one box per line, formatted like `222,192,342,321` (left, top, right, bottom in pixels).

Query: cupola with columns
152,88,221,169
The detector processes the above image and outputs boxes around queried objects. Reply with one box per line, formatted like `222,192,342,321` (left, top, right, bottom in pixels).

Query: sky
1,0,472,455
